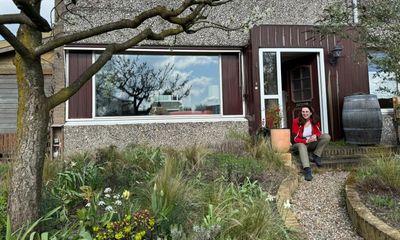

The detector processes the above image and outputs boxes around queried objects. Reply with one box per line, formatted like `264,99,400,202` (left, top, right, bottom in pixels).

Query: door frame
258,48,328,133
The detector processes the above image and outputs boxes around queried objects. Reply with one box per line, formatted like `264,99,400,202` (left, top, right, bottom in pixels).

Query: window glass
368,52,398,108
290,66,312,102
95,54,221,116
263,52,278,95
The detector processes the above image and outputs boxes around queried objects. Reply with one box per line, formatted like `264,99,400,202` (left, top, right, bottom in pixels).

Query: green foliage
226,130,285,170
195,178,297,240
22,143,293,239
42,157,63,186
181,144,210,172
6,207,61,240
369,194,396,208
98,145,165,188
0,190,7,237
208,153,264,183
0,163,11,237
93,209,157,240
356,153,400,191
150,157,200,236
316,0,400,86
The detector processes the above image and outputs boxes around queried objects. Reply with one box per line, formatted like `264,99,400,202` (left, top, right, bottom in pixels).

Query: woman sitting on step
291,105,331,181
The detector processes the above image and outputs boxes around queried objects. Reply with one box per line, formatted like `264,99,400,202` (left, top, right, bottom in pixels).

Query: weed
369,194,396,208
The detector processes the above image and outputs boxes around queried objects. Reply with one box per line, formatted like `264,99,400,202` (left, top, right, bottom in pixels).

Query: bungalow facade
47,0,399,154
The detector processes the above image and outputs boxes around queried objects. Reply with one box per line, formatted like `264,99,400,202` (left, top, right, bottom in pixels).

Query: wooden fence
0,133,16,160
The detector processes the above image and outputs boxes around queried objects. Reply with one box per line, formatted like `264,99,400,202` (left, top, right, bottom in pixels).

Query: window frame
65,48,246,123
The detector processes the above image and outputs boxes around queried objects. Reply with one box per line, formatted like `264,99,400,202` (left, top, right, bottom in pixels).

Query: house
35,1,400,153
0,35,64,159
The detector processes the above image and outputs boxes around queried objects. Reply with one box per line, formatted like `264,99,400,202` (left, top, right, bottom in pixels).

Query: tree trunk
8,36,49,230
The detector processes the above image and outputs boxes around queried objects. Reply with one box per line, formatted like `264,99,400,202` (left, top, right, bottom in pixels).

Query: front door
283,55,321,129
259,49,328,133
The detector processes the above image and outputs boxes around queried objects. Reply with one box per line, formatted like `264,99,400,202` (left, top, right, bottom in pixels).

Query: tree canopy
315,0,400,87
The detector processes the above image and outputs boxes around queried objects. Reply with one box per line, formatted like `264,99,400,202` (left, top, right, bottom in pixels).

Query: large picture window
95,54,221,117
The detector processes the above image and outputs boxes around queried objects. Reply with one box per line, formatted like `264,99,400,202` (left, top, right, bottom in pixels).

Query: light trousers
292,133,331,168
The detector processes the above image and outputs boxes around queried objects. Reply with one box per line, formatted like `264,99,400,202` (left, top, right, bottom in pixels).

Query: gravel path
291,171,364,240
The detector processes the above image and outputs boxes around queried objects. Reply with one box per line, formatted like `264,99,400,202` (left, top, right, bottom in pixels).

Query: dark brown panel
68,51,93,119
221,53,242,115
248,25,369,140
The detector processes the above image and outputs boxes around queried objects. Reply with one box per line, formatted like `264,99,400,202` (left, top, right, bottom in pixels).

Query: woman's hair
297,105,320,126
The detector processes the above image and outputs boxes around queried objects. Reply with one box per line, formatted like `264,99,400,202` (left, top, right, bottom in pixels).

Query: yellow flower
114,232,124,239
122,190,130,200
149,218,155,227
134,233,142,240
93,226,100,232
123,226,132,234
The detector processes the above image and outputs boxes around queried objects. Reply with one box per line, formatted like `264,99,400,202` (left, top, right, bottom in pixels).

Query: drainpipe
352,0,359,24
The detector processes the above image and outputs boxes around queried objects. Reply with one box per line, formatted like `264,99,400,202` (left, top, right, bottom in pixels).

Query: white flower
85,202,91,208
266,194,276,202
104,187,112,193
115,200,122,205
105,206,113,212
98,201,105,206
70,161,76,167
283,199,291,209
105,194,111,198
113,194,120,199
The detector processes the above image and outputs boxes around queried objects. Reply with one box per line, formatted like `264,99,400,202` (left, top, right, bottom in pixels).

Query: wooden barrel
342,94,382,145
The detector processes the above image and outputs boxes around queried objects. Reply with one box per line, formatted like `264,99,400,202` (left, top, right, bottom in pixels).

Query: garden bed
1,135,301,239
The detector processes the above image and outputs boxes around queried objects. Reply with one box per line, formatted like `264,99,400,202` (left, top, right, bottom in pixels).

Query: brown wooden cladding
68,51,93,119
246,25,369,140
221,53,242,115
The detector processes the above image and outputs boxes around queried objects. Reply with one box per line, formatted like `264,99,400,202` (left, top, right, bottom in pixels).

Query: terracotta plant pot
270,128,291,153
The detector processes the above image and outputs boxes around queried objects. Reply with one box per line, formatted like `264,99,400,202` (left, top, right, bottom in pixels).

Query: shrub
98,145,165,188
150,157,201,237
206,153,265,183
195,178,297,240
93,209,157,240
357,153,400,192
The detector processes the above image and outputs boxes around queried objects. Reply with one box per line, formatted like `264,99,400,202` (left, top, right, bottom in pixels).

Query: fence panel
0,133,16,160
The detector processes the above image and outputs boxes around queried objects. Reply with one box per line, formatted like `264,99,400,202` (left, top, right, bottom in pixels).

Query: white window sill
65,116,248,126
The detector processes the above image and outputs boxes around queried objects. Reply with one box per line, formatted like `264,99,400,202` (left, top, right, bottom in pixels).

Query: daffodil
122,190,130,200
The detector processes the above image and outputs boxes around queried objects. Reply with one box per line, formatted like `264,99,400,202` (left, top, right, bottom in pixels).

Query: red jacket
291,117,321,144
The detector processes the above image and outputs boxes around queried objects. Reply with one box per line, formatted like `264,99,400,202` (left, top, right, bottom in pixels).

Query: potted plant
265,105,291,153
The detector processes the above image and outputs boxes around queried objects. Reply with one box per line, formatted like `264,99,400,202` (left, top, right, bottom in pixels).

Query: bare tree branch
12,0,51,32
0,13,36,26
47,25,184,109
0,25,31,58
35,0,217,55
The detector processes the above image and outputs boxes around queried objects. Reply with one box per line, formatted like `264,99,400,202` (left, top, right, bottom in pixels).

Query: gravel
291,171,364,240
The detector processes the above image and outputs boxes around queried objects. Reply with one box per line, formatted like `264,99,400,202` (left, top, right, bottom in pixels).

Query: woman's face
301,107,312,120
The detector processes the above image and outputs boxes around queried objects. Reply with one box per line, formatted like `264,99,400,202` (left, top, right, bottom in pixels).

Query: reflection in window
368,52,398,108
95,54,221,116
263,52,278,95
290,66,312,102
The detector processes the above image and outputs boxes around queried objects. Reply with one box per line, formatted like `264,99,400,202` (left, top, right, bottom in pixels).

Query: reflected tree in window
96,55,191,116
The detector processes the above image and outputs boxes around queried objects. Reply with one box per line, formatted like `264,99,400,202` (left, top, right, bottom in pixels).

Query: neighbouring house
0,35,65,159
3,0,397,156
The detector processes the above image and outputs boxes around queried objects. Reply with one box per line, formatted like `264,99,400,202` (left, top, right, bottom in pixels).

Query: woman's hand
307,135,317,143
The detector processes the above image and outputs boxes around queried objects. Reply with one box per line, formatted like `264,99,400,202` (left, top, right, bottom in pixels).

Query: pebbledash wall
58,0,397,153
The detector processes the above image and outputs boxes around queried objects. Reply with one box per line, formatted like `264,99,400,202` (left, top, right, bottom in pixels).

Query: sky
0,0,54,40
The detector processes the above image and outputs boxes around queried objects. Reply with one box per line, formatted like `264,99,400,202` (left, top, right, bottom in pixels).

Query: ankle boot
311,153,322,167
304,167,313,181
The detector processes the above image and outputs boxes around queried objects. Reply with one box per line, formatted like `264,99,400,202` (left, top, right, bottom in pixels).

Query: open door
282,54,321,129
259,49,328,133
